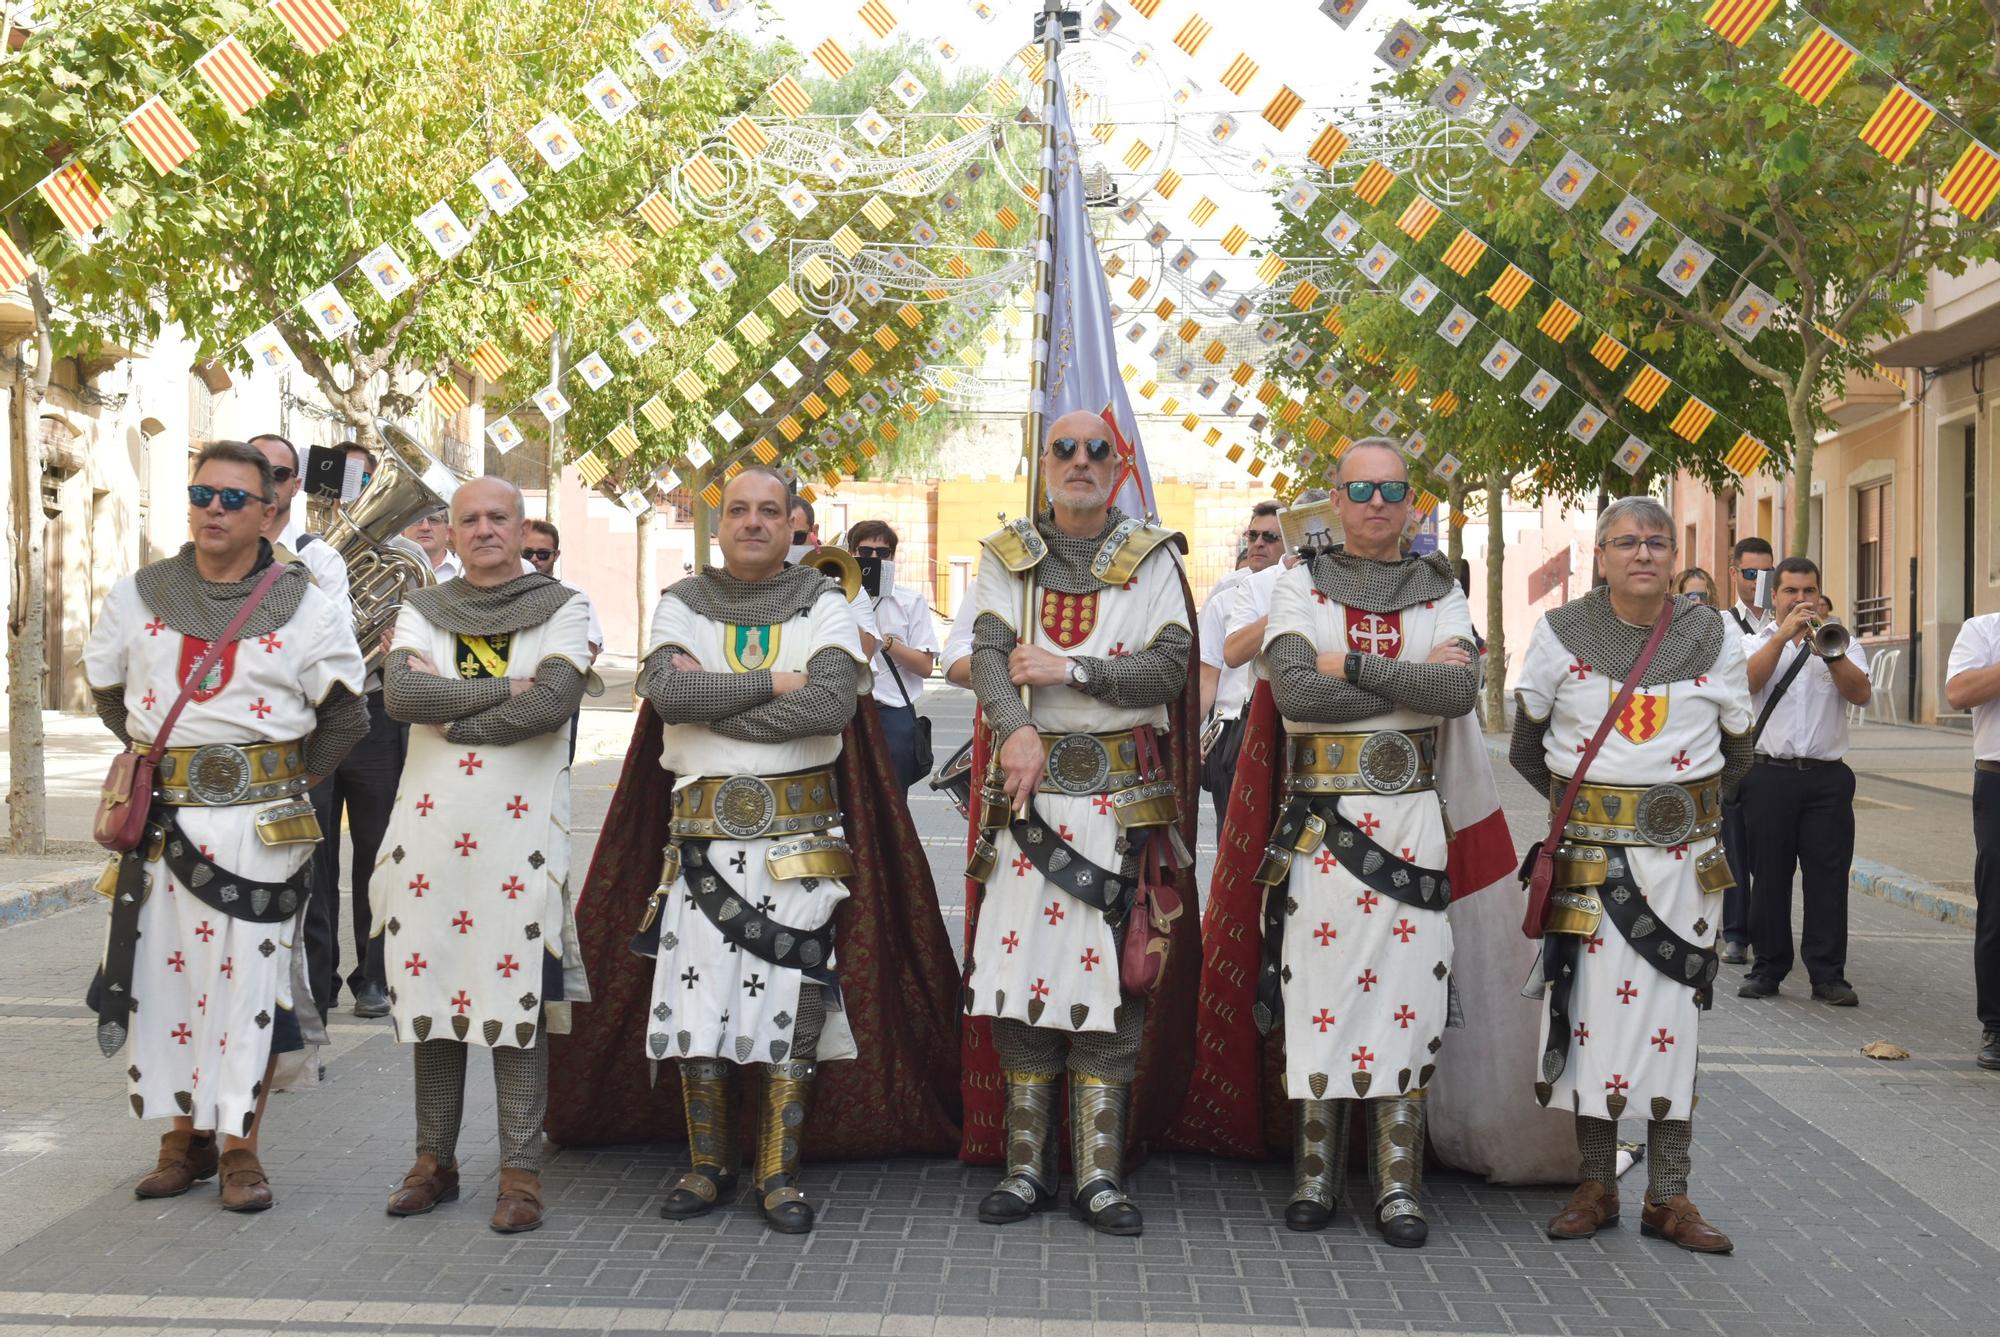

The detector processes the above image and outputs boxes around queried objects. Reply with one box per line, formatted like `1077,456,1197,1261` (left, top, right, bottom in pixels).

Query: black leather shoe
1717,941,1747,966
1979,1031,2000,1071
1071,1179,1143,1236
660,1168,736,1221
1811,980,1859,1007
1377,1204,1429,1248
352,983,391,1019
1737,977,1779,999
978,1179,1056,1224
1285,1198,1335,1232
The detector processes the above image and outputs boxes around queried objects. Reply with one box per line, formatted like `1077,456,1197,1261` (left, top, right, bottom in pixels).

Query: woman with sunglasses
1674,568,1716,605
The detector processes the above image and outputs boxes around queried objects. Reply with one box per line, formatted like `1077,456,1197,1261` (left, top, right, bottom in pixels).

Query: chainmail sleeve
637,644,775,723
1353,648,1481,719
92,685,132,747
1509,704,1554,797
708,646,861,744
384,649,511,724
970,612,1033,741
1074,623,1192,708
1266,633,1398,724
446,659,588,746
304,683,371,777
1719,726,1755,795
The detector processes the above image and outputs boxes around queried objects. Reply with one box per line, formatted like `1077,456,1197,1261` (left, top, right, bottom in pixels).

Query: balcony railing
1854,593,1893,638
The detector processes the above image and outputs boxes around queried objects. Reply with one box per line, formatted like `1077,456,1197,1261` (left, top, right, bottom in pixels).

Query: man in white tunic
1251,440,1479,1247
84,441,368,1211
374,477,593,1235
636,467,870,1235
964,410,1194,1238
1512,496,1753,1255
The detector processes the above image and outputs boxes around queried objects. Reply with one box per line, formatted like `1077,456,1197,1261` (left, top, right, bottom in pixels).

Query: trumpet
1806,617,1850,659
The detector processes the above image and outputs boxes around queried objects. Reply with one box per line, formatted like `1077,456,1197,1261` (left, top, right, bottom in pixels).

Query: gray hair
1336,437,1407,480
1295,487,1332,504
452,474,527,521
1595,495,1674,547
192,440,276,502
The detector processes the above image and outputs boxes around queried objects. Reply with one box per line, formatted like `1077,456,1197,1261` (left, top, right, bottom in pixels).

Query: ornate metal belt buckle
187,744,253,805
1634,782,1698,846
712,776,778,840
1046,733,1112,796
1357,730,1419,795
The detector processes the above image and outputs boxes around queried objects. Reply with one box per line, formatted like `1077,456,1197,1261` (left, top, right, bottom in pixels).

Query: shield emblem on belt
724,624,780,672
1040,589,1099,650
176,637,239,703
1344,608,1403,657
1613,686,1669,744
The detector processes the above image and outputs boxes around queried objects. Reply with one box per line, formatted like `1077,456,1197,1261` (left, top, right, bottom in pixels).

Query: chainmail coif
1307,547,1457,614
135,542,308,641
405,573,576,636
1545,589,1726,689
664,564,842,624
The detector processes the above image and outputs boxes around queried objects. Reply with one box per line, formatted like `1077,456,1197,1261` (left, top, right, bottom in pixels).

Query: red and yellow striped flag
671,367,706,400
1590,332,1629,371
37,161,112,238
1667,395,1716,442
1412,490,1439,516
1306,124,1350,170
640,396,672,431
520,307,555,344
603,231,638,269
848,347,876,374
1173,13,1213,54
1219,224,1250,254
1219,53,1259,95
1486,264,1532,312
1537,299,1581,343
1858,84,1936,165
1131,0,1162,15
608,422,641,458
467,340,510,382
428,379,469,418
897,301,923,328
1940,141,2000,222
724,115,770,158
121,97,198,175
1156,167,1183,198
1322,307,1346,336
1122,140,1153,171
769,75,812,118
272,0,349,56
698,478,722,508
0,232,30,289
873,324,901,350
1623,364,1670,411
751,438,780,464
1395,194,1441,242
857,0,898,38
1779,27,1856,107
812,38,855,78
1187,196,1218,226
1439,228,1486,276
195,37,274,116
1721,432,1769,479
825,370,852,397
578,452,610,489
1353,161,1395,205
1290,279,1321,311
1392,364,1420,393
984,74,1018,105
637,191,681,236
1264,85,1304,132
1700,0,1780,46
1431,389,1460,418
1255,254,1288,284
681,152,726,198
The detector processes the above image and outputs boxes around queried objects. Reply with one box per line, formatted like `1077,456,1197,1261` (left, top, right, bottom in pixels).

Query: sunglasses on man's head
1050,436,1114,462
1244,528,1282,544
1342,480,1411,504
188,484,268,512
522,548,557,562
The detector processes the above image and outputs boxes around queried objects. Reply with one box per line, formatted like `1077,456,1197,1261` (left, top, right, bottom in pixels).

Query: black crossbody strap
1751,642,1814,747
1008,802,1130,917
677,841,840,995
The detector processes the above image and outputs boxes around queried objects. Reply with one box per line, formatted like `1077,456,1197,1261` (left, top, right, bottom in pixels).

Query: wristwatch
1344,651,1363,684
882,633,898,653
1067,659,1091,689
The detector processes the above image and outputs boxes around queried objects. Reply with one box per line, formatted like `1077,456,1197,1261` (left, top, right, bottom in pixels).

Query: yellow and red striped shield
1614,688,1669,744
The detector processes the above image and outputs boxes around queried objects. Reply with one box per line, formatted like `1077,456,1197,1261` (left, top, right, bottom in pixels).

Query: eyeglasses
358,471,374,486
270,466,296,484
1342,480,1411,504
1683,589,1711,603
855,545,894,558
1603,535,1676,555
522,548,556,562
188,484,268,511
792,529,810,545
1050,436,1114,462
1244,528,1282,544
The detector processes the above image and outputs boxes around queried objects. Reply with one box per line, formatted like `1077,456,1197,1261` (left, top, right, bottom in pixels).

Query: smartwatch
1344,651,1363,684
1067,659,1091,689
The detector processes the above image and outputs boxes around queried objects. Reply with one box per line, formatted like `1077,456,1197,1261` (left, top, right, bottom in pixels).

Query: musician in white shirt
1946,612,2000,1069
847,521,940,787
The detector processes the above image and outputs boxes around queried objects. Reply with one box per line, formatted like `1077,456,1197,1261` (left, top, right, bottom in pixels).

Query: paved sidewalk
3,695,2000,1334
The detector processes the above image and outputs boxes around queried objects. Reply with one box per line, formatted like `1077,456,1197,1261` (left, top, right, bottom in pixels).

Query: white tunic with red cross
82,574,365,1133
1259,564,1474,1101
375,595,594,1050
1514,614,1752,1121
964,540,1189,1036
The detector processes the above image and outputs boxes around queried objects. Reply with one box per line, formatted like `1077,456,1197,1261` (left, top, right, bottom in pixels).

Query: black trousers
1719,797,1751,946
304,690,406,1015
876,700,926,789
1201,715,1248,832
1973,769,2000,1030
1740,759,1855,987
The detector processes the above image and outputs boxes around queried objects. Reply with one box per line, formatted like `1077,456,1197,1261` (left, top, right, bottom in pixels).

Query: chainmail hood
1036,507,1128,595
135,541,308,641
1546,587,1726,689
664,562,840,624
405,572,578,635
1307,547,1457,614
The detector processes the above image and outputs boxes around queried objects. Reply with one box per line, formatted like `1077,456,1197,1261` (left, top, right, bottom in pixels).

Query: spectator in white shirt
848,521,940,788
1717,538,1774,966
523,519,605,767
1735,557,1870,1008
405,507,458,580
1198,501,1285,826
1724,536,1774,637
1945,612,2000,1070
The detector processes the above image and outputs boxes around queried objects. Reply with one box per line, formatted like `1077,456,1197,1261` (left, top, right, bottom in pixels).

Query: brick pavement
2,694,1999,1335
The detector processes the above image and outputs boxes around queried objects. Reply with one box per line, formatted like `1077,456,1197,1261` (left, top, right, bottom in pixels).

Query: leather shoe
1070,1179,1143,1237
1547,1180,1619,1240
1640,1194,1733,1254
385,1154,460,1216
978,1178,1056,1224
135,1129,218,1199
1979,1030,2000,1071
1284,1198,1334,1232
760,1183,816,1235
218,1148,274,1212
1717,941,1747,965
352,983,391,1019
491,1167,544,1233
1737,976,1779,999
1376,1204,1428,1248
1811,980,1859,1007
660,1167,736,1221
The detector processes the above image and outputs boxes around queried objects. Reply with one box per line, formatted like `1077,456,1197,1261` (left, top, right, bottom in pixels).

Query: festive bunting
1220,53,1259,96
1668,396,1716,442
1439,229,1487,276
1721,432,1770,478
121,97,199,175
37,161,112,239
1173,14,1214,54
1590,332,1629,370
1939,142,2000,222
1395,195,1442,242
813,38,856,78
468,341,510,382
0,232,32,289
196,37,275,116
1353,161,1396,205
769,75,813,118
725,116,771,158
1858,84,1936,165
1264,86,1305,132
857,0,898,38
1431,390,1459,417
429,379,470,418
640,396,672,430
272,0,350,56
1779,27,1856,107
1700,0,1780,47
1306,125,1350,170
575,451,609,487
682,152,727,197
1537,299,1581,343
1623,363,1670,411
520,308,556,344
608,422,641,457
1486,264,1532,311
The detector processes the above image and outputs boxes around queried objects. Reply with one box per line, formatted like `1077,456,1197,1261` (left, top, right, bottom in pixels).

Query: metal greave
1291,1098,1350,1209
1069,1074,1132,1212
1370,1092,1426,1224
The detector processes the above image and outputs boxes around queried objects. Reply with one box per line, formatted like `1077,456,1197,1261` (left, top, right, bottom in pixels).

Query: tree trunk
7,319,51,855
1483,466,1508,735
634,505,657,661
1445,481,1465,571
689,469,711,572
1786,389,1817,558
544,333,566,536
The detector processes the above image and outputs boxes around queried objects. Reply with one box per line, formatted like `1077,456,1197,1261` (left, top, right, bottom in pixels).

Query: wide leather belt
1283,728,1438,796
1551,775,1723,847
1036,728,1141,796
672,767,839,840
157,740,309,806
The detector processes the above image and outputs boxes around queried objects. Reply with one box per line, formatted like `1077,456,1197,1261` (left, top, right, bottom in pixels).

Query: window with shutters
1854,480,1892,637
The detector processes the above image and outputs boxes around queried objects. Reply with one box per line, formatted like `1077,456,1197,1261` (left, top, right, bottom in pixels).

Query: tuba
798,544,863,601
326,421,466,670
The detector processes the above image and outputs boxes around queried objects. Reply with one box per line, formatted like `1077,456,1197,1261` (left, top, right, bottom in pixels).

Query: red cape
544,698,963,1159
956,573,1204,1165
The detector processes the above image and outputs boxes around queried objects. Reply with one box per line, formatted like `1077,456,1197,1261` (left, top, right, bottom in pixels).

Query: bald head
451,475,529,587
1335,439,1407,485
1332,437,1411,561
453,475,525,522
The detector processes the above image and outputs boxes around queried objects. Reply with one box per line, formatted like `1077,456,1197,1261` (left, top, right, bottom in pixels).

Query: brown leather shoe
1641,1195,1733,1254
1546,1180,1620,1239
386,1154,460,1217
491,1167,544,1234
134,1129,219,1199
217,1148,274,1213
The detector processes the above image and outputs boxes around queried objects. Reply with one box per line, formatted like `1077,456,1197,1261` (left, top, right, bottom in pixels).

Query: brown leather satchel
1119,724,1183,994
94,562,291,852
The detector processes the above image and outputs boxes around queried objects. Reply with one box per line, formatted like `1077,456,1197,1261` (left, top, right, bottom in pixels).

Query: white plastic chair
1868,648,1900,726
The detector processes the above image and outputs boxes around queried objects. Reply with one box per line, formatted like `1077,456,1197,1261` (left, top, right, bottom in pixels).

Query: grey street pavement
3,689,1999,1336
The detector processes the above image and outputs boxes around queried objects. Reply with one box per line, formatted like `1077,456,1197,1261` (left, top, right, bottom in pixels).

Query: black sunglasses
522,548,557,562
855,545,894,557
188,484,268,511
1342,480,1411,504
270,466,296,484
1050,436,1114,462
1244,527,1281,544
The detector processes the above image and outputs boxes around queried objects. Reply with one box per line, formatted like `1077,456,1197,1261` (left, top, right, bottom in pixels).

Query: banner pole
1014,0,1066,687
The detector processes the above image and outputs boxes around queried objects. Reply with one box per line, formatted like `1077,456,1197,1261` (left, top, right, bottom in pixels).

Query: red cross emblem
1394,1005,1416,1029
194,920,214,942
1568,661,1593,680
1616,979,1639,1004
506,796,529,818
1002,931,1020,953
141,690,157,710
197,995,208,1015
166,951,186,973
1357,969,1379,992
1313,849,1337,873
1400,846,1414,861
452,911,474,934
1030,978,1050,1000
1671,749,1691,772
1043,901,1065,925
258,632,283,654
496,954,521,977
1573,1022,1590,1045
451,991,473,1014
1605,1074,1630,1096
1311,1008,1336,1032
1694,674,1709,686
1311,589,1329,605
219,957,233,978
170,1023,192,1045
1670,843,1689,861
1313,922,1337,946
1351,1046,1375,1070
145,617,167,637
408,874,429,896
501,876,524,899
454,833,478,857
192,1067,201,1086
1355,890,1379,914
1345,608,1403,656
1356,812,1381,836
405,953,428,976
1392,918,1417,943
458,752,483,775
1011,853,1032,877
1079,947,1101,971
248,697,272,719
415,794,435,815
1092,794,1114,814
1651,1028,1676,1052
1585,934,1604,954
1107,641,1129,657
1057,824,1073,840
